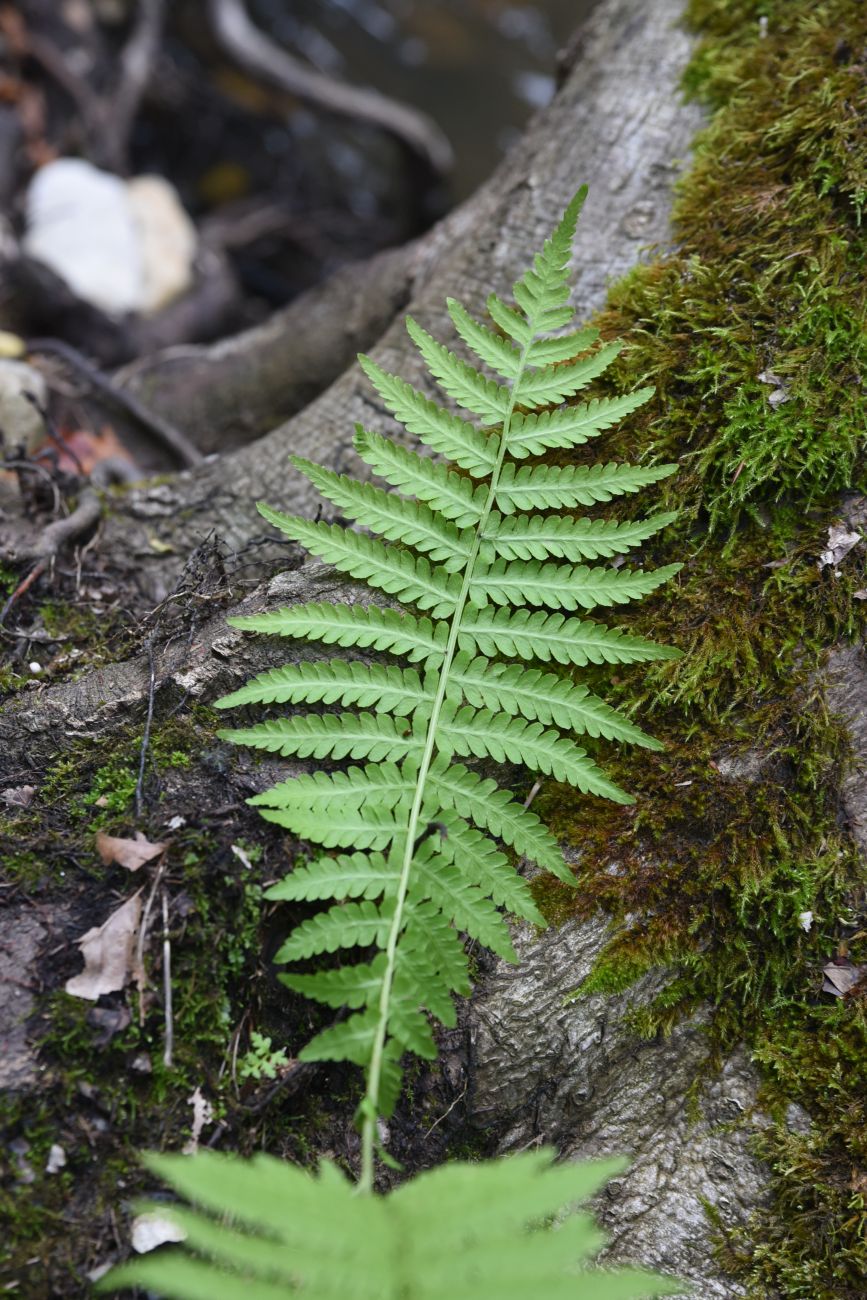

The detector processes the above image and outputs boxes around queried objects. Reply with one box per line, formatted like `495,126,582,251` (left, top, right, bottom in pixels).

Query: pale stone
127,175,197,316
0,359,48,450
24,158,143,314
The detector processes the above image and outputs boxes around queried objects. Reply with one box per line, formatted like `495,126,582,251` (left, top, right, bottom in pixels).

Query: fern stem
359,340,532,1193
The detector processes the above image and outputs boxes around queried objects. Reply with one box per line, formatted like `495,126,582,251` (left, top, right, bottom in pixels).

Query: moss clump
529,2,867,1295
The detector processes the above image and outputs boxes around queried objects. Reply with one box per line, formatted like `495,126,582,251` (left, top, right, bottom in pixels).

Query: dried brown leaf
65,891,143,1001
96,831,166,871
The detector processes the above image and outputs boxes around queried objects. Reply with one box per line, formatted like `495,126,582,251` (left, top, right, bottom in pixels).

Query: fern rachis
109,188,682,1300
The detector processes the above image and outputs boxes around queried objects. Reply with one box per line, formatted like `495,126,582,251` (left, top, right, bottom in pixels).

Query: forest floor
2,2,867,1297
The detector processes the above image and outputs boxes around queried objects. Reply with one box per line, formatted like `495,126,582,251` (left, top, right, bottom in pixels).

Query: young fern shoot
216,186,681,1187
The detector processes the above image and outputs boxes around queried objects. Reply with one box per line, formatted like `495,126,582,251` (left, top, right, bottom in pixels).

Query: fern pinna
107,190,682,1300
220,187,678,1173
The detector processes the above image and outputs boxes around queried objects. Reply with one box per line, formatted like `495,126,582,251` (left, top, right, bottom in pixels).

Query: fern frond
249,762,412,813
526,326,599,365
405,317,511,424
411,843,516,960
428,757,569,880
218,712,417,762
218,660,424,714
496,461,678,512
486,292,531,345
358,355,499,475
260,803,402,850
275,899,394,961
438,702,632,803
291,457,473,570
257,505,460,616
490,511,678,562
471,558,682,611
104,1149,681,1300
229,601,448,665
459,605,681,666
511,185,586,333
446,298,523,378
354,427,486,526
449,655,661,749
281,954,387,1010
515,340,623,407
265,850,398,902
508,389,655,457
403,900,473,998
434,809,545,923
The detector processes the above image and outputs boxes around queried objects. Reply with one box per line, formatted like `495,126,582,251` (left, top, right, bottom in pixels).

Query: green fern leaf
301,1008,382,1065
403,900,472,997
435,809,545,923
511,185,586,333
358,357,499,475
229,601,448,665
516,340,623,407
459,605,681,666
490,510,678,562
260,803,403,850
218,660,424,714
428,757,569,880
496,461,677,512
104,1149,681,1300
275,900,394,961
256,505,460,615
450,655,661,748
281,955,388,1009
526,326,599,365
218,712,418,762
508,389,655,456
411,844,516,960
438,702,632,803
405,317,510,424
291,457,473,570
486,292,531,345
354,427,486,525
471,558,682,611
249,762,412,813
446,297,523,378
265,851,398,902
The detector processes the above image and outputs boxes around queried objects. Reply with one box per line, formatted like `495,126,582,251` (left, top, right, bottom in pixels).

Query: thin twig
422,1083,468,1138
134,636,157,817
161,888,173,1068
135,858,166,1025
0,560,47,625
523,779,542,811
26,338,202,468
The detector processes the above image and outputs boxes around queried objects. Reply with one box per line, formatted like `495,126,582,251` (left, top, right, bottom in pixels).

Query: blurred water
250,0,598,201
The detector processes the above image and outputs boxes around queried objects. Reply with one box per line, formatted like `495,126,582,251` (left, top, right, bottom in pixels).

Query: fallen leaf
818,524,862,571
182,1086,214,1155
131,1212,187,1254
96,831,166,871
65,892,143,1001
1,784,36,808
822,959,866,997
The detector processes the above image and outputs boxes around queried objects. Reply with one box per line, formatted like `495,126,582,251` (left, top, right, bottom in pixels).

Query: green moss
527,1,867,1294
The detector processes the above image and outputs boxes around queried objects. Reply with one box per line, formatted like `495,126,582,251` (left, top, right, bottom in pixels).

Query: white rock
131,1212,187,1254
24,159,143,314
128,175,197,315
45,1143,66,1174
0,359,47,450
